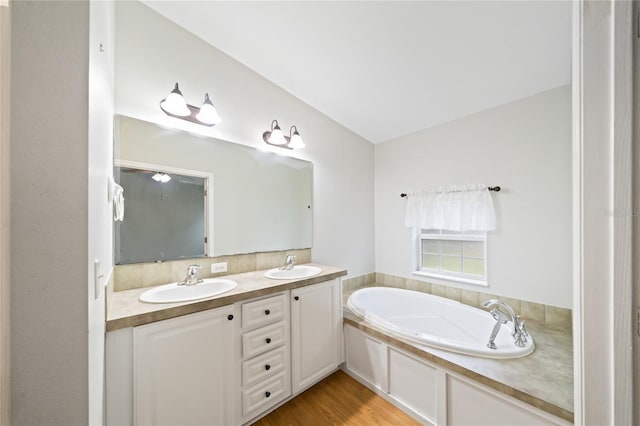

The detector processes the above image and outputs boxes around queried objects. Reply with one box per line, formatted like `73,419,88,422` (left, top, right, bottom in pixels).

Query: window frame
412,228,488,287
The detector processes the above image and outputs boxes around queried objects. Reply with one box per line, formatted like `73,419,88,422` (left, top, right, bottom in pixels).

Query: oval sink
264,265,321,280
139,278,238,304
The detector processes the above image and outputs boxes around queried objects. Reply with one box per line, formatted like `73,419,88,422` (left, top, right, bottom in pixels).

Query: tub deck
343,287,573,423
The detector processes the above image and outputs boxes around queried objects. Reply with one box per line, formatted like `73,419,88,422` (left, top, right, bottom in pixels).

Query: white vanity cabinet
106,276,344,426
133,306,236,426
291,279,342,393
238,292,291,423
106,305,237,426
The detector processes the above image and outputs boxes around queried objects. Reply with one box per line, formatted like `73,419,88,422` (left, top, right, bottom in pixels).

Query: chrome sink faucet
481,299,528,349
279,254,296,271
178,264,203,286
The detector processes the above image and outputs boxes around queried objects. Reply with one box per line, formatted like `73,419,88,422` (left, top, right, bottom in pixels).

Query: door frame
572,1,634,424
0,0,11,424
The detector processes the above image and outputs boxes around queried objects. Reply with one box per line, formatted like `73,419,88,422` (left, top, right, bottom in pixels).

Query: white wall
114,1,374,277
88,1,115,425
375,86,572,308
11,2,90,424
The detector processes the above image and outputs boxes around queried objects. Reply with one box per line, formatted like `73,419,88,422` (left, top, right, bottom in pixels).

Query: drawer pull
265,338,271,344
265,309,271,315
265,391,271,398
294,296,299,301
227,314,234,321
265,364,271,371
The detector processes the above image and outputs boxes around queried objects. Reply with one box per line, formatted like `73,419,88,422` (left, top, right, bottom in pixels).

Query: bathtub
347,287,534,359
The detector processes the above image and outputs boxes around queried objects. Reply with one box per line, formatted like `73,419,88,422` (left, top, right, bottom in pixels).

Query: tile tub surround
342,272,376,291
107,263,345,331
345,273,572,331
113,249,312,292
343,301,574,423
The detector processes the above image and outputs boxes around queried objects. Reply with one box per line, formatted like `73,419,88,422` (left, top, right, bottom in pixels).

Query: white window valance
404,184,496,231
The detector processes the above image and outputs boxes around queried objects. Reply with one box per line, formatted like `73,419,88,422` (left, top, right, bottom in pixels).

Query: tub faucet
481,299,528,349
485,307,509,349
279,254,296,270
178,264,203,286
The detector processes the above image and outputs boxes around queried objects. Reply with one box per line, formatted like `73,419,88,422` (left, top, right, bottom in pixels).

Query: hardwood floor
252,370,420,426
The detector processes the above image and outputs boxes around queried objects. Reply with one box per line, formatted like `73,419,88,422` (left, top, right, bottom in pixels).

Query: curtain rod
400,186,501,198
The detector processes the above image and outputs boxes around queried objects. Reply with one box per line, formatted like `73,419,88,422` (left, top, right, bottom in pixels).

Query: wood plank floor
252,370,420,426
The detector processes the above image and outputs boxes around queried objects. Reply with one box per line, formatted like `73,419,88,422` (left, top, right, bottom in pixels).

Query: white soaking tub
347,287,534,359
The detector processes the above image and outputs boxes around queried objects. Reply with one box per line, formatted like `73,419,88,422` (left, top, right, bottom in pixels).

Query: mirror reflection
115,166,207,264
114,115,313,264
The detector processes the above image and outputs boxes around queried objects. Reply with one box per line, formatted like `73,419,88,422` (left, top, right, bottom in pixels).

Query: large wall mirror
114,115,313,264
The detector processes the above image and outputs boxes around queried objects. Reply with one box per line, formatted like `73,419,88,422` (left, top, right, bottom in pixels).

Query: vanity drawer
242,346,287,387
243,321,286,359
242,293,287,329
242,372,289,419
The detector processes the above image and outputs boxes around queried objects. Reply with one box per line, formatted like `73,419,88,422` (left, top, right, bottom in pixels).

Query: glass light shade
195,94,221,125
268,127,287,145
288,132,305,149
160,83,190,117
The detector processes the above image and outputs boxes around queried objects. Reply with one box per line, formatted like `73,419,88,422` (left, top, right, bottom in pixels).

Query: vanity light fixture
262,120,305,150
160,83,221,127
152,172,171,183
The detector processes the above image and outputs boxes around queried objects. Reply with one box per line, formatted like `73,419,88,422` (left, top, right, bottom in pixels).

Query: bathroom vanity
105,264,345,426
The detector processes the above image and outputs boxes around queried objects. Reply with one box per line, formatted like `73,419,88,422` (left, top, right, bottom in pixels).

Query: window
414,229,487,286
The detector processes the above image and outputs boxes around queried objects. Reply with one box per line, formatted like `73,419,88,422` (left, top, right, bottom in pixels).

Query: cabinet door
291,279,341,393
447,375,557,426
133,306,235,426
345,325,387,392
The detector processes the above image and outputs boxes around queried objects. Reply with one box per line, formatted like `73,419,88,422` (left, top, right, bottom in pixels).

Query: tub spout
481,299,526,348
486,308,509,349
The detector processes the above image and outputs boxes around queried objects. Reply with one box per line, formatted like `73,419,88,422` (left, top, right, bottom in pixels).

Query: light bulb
160,83,190,117
288,127,305,149
268,125,287,145
195,93,221,125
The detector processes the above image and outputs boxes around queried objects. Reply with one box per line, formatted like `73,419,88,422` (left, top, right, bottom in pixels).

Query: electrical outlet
211,262,228,273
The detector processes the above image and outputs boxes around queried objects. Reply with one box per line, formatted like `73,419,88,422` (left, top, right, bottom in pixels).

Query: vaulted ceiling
143,1,571,144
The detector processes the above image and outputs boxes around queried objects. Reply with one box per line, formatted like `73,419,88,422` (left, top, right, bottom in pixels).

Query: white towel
109,177,125,221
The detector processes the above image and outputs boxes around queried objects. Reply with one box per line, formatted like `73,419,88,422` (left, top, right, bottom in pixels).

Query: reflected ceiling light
152,172,171,183
160,83,222,127
262,120,305,150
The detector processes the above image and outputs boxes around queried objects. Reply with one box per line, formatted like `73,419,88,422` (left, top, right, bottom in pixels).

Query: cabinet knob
265,391,271,398
265,364,271,371
227,314,234,321
294,296,299,301
265,309,270,315
265,338,271,344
